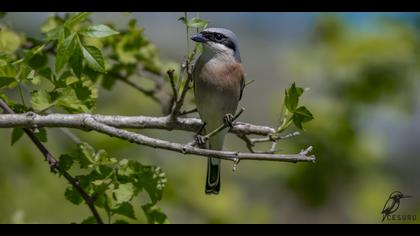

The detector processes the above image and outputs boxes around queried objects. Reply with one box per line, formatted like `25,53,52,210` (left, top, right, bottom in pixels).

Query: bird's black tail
205,158,221,194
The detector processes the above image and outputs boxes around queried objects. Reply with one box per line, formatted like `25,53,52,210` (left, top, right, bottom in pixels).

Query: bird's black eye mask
202,31,236,52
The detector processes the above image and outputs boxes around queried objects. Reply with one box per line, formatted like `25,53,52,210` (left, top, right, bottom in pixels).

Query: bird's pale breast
193,57,244,132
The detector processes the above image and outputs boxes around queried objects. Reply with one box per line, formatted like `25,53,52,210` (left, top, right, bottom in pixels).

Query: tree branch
0,113,276,136
0,112,315,163
0,99,104,224
82,116,315,163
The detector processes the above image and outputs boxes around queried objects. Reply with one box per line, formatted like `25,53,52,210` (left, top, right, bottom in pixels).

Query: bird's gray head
191,27,241,62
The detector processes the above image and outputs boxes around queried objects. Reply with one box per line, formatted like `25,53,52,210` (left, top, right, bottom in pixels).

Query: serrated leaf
81,45,105,73
285,82,304,112
112,202,136,219
64,12,91,28
292,106,314,130
31,90,54,111
56,32,77,72
94,150,116,165
11,128,24,146
65,187,83,205
93,165,114,179
113,183,134,203
76,142,95,168
188,17,208,29
58,154,74,172
81,25,119,38
118,160,166,204
142,203,168,224
55,87,90,113
70,43,83,78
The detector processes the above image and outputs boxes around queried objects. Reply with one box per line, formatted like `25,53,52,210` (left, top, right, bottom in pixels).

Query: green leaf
27,53,48,70
64,12,91,28
81,25,119,38
101,74,117,90
11,128,24,146
0,12,6,19
292,106,314,130
0,62,18,85
35,127,48,143
58,154,74,172
31,90,54,111
55,87,90,113
177,16,187,25
76,142,95,168
142,203,168,224
118,160,166,204
64,187,83,205
56,32,77,72
0,77,16,88
0,28,23,53
81,216,97,224
188,17,208,29
41,15,64,33
81,45,105,73
70,43,83,78
285,82,304,112
36,67,53,81
45,26,64,42
113,183,134,204
112,202,136,219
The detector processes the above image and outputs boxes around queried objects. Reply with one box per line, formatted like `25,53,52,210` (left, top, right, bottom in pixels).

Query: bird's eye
214,33,224,41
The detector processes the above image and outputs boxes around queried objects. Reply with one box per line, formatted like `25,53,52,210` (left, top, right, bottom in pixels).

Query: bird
381,191,411,222
191,28,245,195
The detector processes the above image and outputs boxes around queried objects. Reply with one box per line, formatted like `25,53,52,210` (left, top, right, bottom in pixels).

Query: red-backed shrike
191,28,245,194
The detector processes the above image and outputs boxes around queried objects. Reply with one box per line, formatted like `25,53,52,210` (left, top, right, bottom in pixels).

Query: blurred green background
1,12,420,223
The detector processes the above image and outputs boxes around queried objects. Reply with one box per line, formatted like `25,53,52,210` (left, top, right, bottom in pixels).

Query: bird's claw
224,113,234,129
194,134,207,146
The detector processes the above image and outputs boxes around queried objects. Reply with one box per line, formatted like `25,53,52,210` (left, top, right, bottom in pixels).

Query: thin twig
171,37,199,118
251,131,301,144
0,98,104,224
236,133,256,153
167,70,178,102
114,74,161,104
237,133,278,154
179,107,198,116
81,116,315,163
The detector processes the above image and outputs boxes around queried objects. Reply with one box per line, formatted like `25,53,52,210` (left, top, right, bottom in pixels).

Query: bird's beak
191,33,208,43
402,195,412,199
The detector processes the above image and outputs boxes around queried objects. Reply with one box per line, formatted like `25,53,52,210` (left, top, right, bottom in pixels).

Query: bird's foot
194,134,207,146
224,113,234,129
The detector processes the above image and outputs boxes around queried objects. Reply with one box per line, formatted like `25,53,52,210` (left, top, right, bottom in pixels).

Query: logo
381,191,416,223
